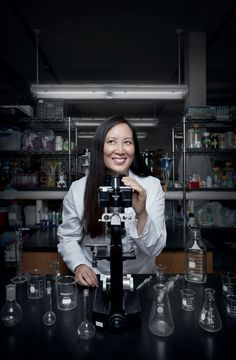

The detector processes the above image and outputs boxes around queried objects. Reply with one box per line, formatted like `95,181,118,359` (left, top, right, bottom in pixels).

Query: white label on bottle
189,260,196,269
95,321,104,328
62,297,71,304
30,285,36,293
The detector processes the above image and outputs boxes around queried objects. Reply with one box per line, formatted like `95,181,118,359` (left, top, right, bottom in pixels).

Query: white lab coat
57,170,166,274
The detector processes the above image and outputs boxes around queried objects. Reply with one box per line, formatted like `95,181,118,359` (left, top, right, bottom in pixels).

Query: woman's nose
115,142,125,153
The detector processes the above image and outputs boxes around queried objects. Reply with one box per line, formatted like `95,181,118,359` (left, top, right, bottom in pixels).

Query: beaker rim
57,275,76,285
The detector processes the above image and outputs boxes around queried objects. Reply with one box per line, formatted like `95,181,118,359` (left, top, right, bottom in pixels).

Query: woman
57,115,166,287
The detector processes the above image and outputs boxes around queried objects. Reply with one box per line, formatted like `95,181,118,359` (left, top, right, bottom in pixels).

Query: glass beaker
198,288,222,332
180,288,195,312
27,268,46,299
56,275,77,311
148,284,175,337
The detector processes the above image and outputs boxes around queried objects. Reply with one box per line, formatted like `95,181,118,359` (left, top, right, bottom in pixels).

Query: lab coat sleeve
57,182,91,273
129,176,166,257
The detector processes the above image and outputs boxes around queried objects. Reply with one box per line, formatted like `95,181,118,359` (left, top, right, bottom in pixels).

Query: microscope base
93,285,141,332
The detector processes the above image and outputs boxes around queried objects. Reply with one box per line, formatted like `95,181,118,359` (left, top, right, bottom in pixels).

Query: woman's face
103,123,135,176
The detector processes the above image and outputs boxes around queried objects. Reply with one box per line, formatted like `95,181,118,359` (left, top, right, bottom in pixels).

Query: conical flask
148,284,175,337
198,288,222,332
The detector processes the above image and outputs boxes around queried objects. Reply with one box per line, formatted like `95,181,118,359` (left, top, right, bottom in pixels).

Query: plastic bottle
184,228,207,283
8,200,22,227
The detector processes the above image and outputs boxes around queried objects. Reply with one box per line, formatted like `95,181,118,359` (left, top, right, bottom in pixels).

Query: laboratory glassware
0,283,23,327
43,281,56,326
160,153,173,187
198,288,222,332
180,288,195,311
56,275,77,310
11,222,27,284
226,294,236,318
77,288,96,340
184,228,207,283
27,268,46,299
148,283,175,337
155,264,167,285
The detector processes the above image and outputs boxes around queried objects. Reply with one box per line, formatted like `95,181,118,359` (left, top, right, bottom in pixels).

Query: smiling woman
57,115,167,287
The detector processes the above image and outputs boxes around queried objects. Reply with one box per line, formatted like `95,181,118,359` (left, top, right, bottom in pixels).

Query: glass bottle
224,161,233,188
198,288,222,332
212,167,221,188
148,284,175,337
184,228,207,284
0,283,23,327
8,200,22,228
192,124,202,148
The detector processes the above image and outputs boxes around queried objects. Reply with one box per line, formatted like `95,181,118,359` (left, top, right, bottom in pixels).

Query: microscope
90,176,141,332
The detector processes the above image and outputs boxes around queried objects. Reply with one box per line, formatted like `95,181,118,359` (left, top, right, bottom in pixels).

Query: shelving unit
0,117,83,191
171,108,236,258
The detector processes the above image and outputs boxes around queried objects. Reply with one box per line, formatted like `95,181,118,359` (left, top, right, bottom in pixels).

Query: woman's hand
74,264,98,287
121,176,148,234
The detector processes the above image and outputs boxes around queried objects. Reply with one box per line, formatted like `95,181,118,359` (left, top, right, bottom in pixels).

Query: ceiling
0,0,236,148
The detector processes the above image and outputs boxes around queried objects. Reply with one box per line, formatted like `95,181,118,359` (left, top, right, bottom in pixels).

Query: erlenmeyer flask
198,288,222,332
148,284,175,337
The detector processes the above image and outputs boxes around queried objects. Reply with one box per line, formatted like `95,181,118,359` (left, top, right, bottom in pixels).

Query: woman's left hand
121,176,147,219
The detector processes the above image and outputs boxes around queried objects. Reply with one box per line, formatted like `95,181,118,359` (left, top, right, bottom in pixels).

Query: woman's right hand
74,264,98,287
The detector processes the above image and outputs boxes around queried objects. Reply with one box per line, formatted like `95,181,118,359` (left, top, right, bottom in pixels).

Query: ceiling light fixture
77,131,147,139
31,84,188,100
73,117,158,127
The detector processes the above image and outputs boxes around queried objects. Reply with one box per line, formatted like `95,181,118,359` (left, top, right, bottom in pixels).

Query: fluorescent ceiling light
73,117,158,127
77,131,147,139
31,84,188,100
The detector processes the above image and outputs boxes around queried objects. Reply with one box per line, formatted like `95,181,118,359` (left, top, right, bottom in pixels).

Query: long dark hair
82,115,152,238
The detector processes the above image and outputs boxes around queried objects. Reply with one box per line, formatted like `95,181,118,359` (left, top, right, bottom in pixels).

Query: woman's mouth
112,157,126,164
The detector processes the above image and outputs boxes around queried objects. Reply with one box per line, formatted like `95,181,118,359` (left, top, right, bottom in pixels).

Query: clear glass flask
77,288,96,340
43,280,56,326
148,284,175,337
11,222,27,284
0,283,23,327
184,228,207,283
198,288,222,332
